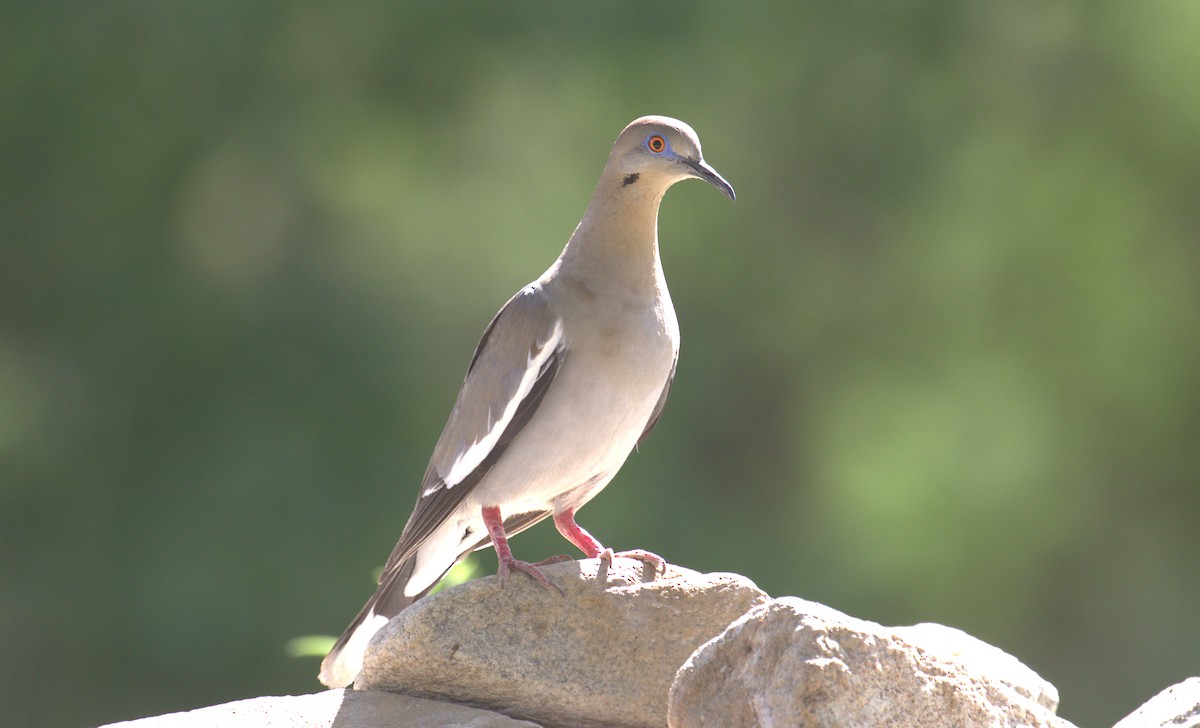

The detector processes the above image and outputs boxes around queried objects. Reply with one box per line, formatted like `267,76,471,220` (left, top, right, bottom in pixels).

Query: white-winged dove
319,116,735,688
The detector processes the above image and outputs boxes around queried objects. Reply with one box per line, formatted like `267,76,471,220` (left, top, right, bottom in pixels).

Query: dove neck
557,182,667,290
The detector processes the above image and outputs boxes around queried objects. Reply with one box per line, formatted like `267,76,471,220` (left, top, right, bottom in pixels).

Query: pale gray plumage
319,115,734,688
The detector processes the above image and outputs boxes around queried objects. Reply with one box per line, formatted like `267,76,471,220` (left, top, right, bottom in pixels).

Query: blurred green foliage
3,2,1198,726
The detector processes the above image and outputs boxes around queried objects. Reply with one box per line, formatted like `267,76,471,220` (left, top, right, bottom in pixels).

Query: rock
892,622,1061,714
98,688,540,727
356,558,769,728
668,597,1075,728
1113,677,1200,728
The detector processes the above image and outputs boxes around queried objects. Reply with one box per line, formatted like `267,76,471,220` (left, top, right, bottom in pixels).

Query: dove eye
646,135,667,153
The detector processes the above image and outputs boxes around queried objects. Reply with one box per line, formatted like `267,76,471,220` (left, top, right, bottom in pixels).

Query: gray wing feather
381,285,563,578
637,352,677,446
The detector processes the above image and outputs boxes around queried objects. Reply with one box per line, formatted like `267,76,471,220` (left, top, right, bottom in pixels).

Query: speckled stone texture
668,597,1075,728
356,558,768,728
1113,677,1200,728
99,688,541,728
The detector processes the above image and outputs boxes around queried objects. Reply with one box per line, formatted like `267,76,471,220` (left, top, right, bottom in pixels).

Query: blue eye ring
646,134,667,154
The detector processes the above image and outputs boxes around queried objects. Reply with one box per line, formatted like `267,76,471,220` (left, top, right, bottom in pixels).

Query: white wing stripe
441,319,563,488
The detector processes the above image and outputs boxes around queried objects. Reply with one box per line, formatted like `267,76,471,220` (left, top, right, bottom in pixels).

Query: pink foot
496,555,565,594
599,547,666,576
482,505,565,594
554,508,667,578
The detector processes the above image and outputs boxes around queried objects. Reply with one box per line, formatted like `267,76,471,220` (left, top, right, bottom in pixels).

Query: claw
600,547,666,579
498,557,565,595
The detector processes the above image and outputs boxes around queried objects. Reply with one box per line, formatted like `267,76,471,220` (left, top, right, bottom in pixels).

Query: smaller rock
893,622,1060,713
668,597,1075,728
357,558,769,728
1113,677,1200,728
98,688,539,728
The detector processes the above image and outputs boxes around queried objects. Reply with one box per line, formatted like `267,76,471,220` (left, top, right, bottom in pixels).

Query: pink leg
553,507,666,575
482,506,564,594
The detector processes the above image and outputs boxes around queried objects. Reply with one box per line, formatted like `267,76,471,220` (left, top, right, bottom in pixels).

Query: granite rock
357,558,769,728
668,597,1075,728
98,688,540,728
1112,677,1200,728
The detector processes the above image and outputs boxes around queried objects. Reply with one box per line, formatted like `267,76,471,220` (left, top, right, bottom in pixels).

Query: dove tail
318,557,448,688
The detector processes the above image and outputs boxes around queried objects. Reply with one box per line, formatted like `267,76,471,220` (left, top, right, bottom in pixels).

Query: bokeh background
4,2,1198,726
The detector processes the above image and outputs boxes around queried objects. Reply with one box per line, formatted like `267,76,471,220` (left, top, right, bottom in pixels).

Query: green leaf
284,635,337,659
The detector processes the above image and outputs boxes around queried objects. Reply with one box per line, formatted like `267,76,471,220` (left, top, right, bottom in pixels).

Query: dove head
607,116,735,202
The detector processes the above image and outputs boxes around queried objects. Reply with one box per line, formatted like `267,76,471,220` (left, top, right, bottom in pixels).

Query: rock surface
1113,677,1200,728
102,564,1145,728
356,558,769,728
98,688,539,728
667,597,1075,728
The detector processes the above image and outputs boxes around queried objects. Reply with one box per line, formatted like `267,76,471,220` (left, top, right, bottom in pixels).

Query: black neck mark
622,173,640,187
